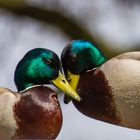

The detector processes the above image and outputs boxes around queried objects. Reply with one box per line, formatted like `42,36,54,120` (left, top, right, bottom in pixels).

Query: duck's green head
14,48,80,101
61,40,106,91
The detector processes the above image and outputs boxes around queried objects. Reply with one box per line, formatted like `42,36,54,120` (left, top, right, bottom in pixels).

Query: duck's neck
89,47,106,69
17,82,33,92
78,44,107,72
16,80,48,92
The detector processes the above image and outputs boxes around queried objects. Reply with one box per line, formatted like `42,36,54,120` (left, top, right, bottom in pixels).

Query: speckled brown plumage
73,70,121,125
13,86,62,139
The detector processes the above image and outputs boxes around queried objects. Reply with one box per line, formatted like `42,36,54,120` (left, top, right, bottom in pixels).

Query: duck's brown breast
13,86,62,139
73,70,121,125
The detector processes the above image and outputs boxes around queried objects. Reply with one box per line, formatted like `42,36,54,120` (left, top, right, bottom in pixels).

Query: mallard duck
0,48,80,139
61,39,140,130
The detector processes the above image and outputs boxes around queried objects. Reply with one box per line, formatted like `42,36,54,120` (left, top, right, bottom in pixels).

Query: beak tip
75,95,81,102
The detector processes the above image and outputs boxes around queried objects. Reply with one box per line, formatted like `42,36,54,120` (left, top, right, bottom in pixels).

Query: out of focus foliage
0,0,139,59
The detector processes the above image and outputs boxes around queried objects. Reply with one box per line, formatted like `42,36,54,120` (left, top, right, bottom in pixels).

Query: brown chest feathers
73,70,121,125
13,86,62,139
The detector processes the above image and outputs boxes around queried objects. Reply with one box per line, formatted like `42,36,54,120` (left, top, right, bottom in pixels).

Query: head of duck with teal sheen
61,40,106,75
14,48,81,102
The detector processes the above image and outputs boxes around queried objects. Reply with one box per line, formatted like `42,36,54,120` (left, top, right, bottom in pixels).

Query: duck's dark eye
43,58,52,65
67,78,71,82
72,54,78,61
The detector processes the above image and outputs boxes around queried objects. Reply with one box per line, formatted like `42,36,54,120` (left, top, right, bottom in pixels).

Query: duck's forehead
23,48,54,60
71,40,93,54
41,51,53,59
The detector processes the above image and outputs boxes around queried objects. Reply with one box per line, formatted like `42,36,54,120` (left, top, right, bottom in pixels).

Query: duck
61,39,140,130
0,48,80,139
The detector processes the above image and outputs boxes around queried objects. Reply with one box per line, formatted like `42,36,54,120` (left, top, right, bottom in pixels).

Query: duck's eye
67,78,71,82
43,58,52,64
72,54,78,61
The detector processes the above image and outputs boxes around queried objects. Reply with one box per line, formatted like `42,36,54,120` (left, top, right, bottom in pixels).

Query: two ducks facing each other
0,40,140,139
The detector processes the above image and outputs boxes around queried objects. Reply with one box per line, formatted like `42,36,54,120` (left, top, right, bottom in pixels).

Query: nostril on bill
62,80,66,83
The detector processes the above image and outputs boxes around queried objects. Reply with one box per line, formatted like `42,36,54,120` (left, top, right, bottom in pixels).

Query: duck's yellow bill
52,71,81,102
66,71,80,91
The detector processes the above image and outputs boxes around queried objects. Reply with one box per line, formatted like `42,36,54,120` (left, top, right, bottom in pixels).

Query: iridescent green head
61,40,106,92
61,40,106,74
14,48,81,101
14,48,60,91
